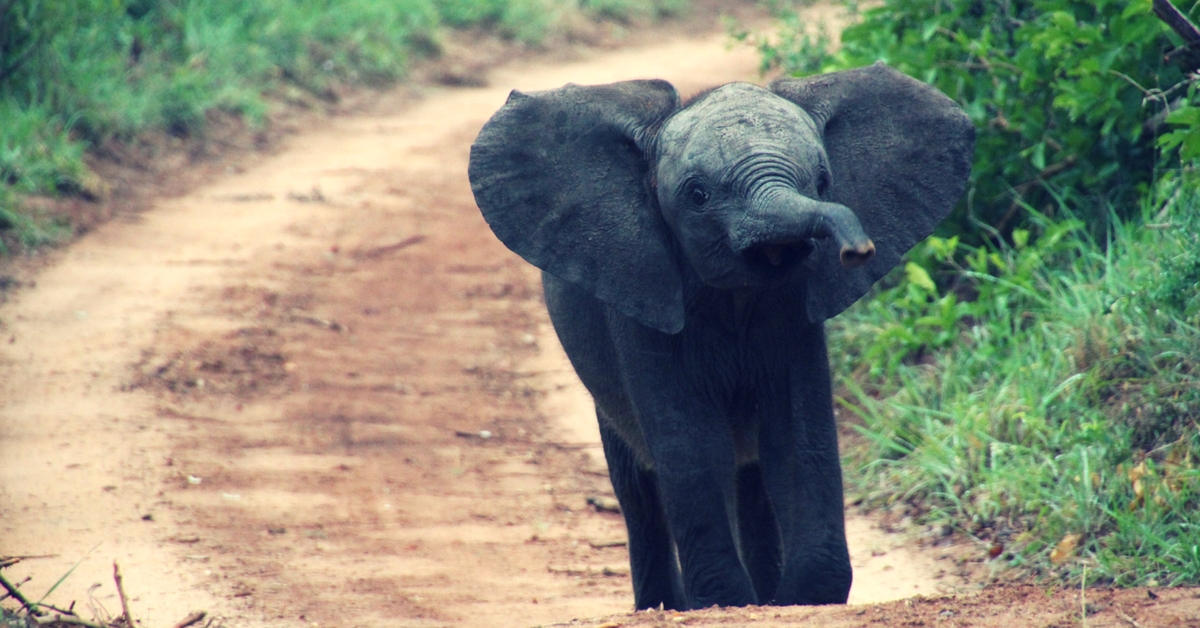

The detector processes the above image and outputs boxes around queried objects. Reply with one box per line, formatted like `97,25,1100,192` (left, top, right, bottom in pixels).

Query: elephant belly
543,272,782,471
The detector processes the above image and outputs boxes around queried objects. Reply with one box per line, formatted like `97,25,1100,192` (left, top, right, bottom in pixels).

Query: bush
753,0,1193,241
434,0,508,27
832,176,1200,586
583,0,688,21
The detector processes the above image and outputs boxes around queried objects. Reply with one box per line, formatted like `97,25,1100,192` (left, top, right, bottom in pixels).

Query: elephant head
469,63,975,333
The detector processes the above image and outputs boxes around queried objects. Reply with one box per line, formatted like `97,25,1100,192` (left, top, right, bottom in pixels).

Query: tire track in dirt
1,17,961,628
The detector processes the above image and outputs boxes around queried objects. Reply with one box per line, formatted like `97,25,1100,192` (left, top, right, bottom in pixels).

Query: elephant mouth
743,240,814,275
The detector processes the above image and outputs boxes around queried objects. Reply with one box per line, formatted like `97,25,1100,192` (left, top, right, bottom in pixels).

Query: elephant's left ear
771,62,975,322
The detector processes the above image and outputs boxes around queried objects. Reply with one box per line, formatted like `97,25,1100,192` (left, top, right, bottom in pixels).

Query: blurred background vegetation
742,0,1200,588
0,0,688,252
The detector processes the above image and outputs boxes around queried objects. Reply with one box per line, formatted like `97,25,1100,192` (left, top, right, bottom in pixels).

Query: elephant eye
816,171,831,198
686,182,709,207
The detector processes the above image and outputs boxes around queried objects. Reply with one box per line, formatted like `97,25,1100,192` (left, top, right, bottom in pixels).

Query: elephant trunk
732,190,875,269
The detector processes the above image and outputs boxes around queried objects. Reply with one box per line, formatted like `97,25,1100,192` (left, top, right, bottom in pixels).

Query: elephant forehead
662,83,820,169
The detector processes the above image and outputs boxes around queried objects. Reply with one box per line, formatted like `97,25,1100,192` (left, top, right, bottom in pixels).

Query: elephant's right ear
469,80,685,335
771,63,975,323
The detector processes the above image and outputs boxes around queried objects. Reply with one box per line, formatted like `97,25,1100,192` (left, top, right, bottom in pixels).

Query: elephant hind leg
737,463,782,603
599,415,683,610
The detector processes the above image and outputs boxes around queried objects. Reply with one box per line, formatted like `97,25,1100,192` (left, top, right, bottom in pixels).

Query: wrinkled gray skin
655,83,876,293
469,63,974,610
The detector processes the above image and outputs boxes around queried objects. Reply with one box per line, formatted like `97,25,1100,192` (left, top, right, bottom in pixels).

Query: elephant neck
679,264,808,336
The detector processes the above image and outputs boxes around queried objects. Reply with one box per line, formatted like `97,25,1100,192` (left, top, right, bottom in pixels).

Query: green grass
830,174,1200,586
583,0,689,21
0,0,693,253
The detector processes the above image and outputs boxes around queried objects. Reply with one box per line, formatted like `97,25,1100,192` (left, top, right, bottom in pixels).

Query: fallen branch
352,235,426,260
34,603,79,618
588,539,628,549
0,575,30,602
289,310,346,333
1,555,57,568
172,611,207,628
0,569,42,615
112,563,133,628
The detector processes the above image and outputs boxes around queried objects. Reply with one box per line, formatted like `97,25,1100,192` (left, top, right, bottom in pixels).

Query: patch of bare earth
2,4,1199,628
552,586,1200,627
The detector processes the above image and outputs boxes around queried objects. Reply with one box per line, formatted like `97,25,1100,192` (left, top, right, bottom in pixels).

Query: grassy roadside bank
0,0,693,255
748,0,1200,587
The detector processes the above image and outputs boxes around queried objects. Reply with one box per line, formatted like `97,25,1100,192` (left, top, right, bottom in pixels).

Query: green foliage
832,178,1200,585
0,0,695,252
731,8,838,76
432,0,690,43
496,0,563,44
583,0,688,21
432,0,562,43
3,0,441,139
1158,79,1200,161
0,101,87,195
434,0,508,27
0,0,445,250
835,214,1092,381
756,0,1191,240
0,188,59,255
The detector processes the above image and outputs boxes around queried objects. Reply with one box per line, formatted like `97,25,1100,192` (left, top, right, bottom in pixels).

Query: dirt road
2,11,1198,628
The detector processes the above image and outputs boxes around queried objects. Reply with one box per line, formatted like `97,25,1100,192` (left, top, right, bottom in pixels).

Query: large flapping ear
469,80,685,334
770,62,975,323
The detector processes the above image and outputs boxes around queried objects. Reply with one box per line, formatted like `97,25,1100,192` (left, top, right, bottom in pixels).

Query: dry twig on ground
110,565,132,628
171,611,206,628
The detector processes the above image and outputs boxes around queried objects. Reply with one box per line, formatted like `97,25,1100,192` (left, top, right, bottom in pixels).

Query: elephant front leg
599,417,683,610
652,437,758,609
758,441,851,605
737,463,783,602
635,406,758,606
758,329,852,605
610,318,758,609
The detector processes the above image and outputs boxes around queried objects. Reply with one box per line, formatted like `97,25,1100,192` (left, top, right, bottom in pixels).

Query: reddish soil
1,5,1198,628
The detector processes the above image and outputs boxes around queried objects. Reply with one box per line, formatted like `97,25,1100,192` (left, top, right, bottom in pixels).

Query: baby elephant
469,62,974,610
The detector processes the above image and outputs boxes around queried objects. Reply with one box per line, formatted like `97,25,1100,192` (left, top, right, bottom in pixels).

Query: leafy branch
1153,0,1200,71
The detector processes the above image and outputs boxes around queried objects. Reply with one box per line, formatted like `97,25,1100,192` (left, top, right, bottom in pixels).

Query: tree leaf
905,262,936,294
